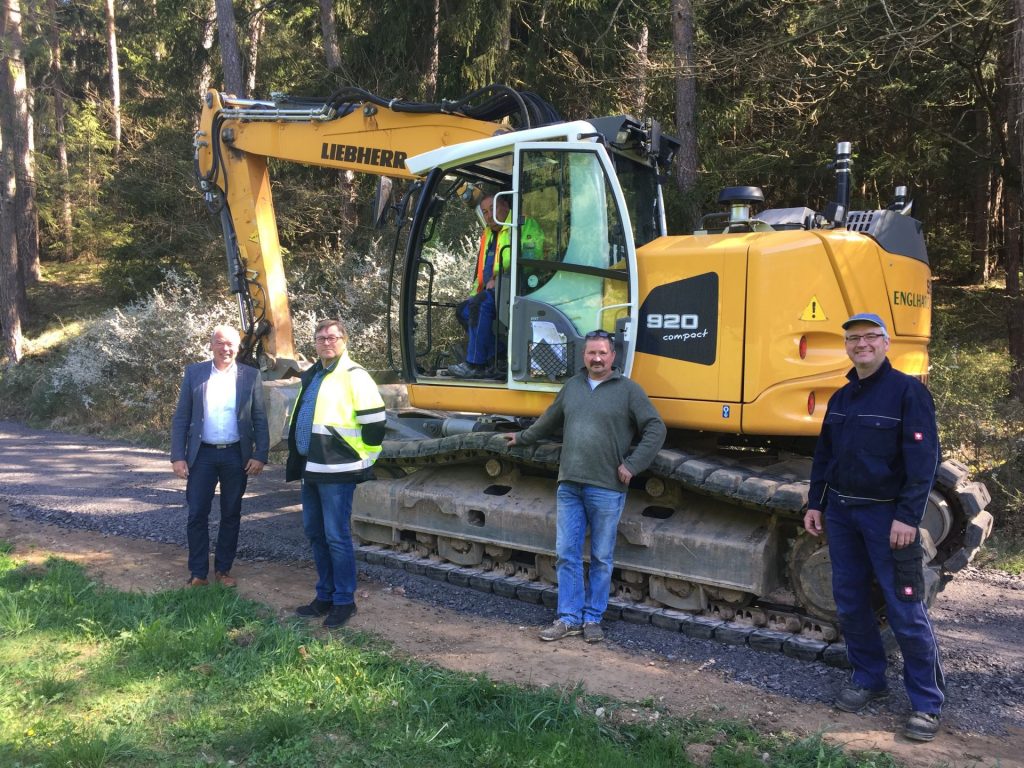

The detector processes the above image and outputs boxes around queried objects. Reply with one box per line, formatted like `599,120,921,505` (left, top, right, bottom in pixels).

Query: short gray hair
210,324,240,343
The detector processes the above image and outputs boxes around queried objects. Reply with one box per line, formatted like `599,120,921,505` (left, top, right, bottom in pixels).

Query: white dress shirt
201,362,239,444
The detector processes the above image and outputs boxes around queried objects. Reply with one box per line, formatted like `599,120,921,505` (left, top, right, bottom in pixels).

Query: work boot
323,603,357,629
448,361,491,379
214,571,236,588
447,362,474,377
583,622,604,644
538,620,582,642
903,711,940,742
835,685,890,713
186,576,208,587
295,599,332,618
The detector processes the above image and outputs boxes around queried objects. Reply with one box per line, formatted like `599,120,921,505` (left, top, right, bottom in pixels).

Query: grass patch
0,547,904,768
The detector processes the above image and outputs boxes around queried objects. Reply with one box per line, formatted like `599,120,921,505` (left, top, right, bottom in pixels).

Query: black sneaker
295,599,332,618
904,711,940,741
323,603,357,629
835,685,890,713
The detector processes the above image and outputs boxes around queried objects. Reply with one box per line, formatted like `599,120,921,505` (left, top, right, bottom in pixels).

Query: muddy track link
354,541,853,667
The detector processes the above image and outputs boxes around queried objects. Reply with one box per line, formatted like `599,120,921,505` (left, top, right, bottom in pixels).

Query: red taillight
807,391,816,415
799,335,807,359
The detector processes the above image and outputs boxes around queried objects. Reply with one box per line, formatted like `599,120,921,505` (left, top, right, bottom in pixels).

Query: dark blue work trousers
457,288,496,366
825,490,944,714
185,442,248,579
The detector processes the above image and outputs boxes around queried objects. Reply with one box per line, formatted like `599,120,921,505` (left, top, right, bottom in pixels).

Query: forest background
1,0,1023,564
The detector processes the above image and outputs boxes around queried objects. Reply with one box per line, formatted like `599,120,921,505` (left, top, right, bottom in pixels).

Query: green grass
0,548,906,768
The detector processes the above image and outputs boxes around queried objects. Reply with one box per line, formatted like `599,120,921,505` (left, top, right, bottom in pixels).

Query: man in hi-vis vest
287,319,386,629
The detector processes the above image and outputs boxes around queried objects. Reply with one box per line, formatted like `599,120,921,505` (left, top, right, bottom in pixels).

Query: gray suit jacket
170,361,270,468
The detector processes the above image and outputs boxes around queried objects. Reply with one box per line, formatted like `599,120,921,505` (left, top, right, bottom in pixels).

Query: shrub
0,274,235,444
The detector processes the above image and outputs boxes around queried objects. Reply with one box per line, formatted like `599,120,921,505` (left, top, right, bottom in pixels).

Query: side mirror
372,177,394,229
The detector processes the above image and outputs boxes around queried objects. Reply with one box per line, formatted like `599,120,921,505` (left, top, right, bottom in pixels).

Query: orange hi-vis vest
473,226,511,294
472,219,544,294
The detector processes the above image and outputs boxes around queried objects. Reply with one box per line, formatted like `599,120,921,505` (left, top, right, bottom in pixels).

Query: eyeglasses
315,334,344,344
585,330,614,340
844,332,886,344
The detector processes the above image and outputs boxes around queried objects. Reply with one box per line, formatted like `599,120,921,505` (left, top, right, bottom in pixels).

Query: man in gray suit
171,325,269,587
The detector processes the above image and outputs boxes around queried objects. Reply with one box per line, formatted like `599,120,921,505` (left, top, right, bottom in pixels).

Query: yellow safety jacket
285,353,386,483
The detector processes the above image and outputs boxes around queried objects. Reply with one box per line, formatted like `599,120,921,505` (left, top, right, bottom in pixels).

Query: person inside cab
449,193,543,379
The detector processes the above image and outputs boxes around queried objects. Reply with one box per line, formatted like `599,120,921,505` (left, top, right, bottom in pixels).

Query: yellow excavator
194,83,992,655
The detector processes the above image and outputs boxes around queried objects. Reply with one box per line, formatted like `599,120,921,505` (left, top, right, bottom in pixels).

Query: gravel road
1,420,1021,738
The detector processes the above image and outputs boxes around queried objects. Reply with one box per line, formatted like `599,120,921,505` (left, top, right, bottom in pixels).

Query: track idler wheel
788,533,838,622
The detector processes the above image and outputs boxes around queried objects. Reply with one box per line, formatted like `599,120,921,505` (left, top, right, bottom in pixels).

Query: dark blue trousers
185,443,247,579
826,490,945,714
457,289,496,365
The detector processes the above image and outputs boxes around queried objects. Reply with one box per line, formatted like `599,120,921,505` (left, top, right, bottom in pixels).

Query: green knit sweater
516,370,666,492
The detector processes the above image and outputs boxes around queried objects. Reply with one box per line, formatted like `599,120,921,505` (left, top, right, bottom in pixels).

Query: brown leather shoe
187,576,209,587
214,571,237,588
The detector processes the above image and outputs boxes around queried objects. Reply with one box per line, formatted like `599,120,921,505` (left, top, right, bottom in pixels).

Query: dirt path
1,509,1019,768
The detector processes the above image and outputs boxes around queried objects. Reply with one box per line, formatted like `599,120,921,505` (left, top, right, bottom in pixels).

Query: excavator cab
399,122,668,409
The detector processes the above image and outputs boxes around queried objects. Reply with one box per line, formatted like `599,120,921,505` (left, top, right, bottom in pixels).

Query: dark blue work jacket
809,358,939,527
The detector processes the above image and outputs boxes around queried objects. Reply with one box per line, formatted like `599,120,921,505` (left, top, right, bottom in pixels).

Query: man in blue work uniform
804,312,944,743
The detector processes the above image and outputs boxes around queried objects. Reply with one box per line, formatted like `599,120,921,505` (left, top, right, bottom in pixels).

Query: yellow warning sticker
800,296,827,321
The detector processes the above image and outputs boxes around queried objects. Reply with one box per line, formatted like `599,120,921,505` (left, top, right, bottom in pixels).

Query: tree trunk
319,0,341,72
245,6,264,95
214,0,244,95
970,107,991,283
103,0,121,155
2,0,38,286
630,22,650,116
0,169,23,364
315,0,353,225
0,2,26,361
46,0,73,262
1007,0,1024,399
198,0,216,113
671,0,700,232
423,0,439,101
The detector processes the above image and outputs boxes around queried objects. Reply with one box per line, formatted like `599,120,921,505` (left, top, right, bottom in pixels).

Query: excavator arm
193,86,553,372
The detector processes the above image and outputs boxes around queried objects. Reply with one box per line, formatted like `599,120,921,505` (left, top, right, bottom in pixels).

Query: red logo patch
913,432,923,441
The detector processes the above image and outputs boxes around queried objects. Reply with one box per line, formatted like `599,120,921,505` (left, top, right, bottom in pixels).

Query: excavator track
350,431,993,664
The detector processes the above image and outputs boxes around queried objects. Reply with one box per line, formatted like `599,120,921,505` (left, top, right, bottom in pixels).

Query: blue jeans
826,490,945,714
185,443,247,579
555,481,626,625
457,289,496,365
302,480,357,605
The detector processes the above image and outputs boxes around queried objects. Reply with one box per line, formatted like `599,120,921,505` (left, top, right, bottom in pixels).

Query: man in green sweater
504,330,666,642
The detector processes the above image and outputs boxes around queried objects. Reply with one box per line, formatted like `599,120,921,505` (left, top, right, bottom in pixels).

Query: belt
202,441,239,449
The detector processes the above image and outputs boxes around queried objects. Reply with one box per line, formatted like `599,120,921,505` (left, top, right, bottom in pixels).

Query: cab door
506,143,639,392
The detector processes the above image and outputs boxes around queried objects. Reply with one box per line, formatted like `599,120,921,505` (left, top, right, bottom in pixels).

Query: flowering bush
0,274,235,442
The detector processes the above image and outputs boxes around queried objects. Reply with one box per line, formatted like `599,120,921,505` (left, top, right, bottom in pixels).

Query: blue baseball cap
842,312,888,334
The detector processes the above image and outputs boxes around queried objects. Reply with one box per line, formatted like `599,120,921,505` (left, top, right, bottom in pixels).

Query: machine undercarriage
349,414,994,657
